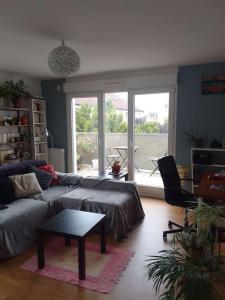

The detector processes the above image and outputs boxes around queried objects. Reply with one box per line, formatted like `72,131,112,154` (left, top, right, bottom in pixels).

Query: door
129,88,176,197
68,88,176,198
71,96,100,175
104,92,128,173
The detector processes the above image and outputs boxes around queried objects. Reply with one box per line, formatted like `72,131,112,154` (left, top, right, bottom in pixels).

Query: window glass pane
73,97,98,176
134,93,169,187
104,92,128,172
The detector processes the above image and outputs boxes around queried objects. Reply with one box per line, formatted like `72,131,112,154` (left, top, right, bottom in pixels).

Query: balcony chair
105,144,120,169
158,155,198,240
149,151,167,177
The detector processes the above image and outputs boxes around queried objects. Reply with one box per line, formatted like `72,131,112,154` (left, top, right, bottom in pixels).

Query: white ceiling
1,0,225,79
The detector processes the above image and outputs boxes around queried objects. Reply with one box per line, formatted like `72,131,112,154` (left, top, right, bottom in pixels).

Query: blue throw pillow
0,177,16,204
29,165,53,190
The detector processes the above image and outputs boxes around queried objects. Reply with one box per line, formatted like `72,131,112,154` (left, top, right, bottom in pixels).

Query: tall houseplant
145,203,225,300
182,125,205,148
0,80,31,107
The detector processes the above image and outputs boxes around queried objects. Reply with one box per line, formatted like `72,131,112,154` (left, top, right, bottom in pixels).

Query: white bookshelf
29,98,48,162
0,100,31,164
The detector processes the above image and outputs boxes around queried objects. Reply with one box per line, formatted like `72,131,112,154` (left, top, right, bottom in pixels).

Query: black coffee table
36,209,106,280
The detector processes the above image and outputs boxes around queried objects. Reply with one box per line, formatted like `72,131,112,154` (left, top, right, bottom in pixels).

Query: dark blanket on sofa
0,160,47,178
58,177,145,239
0,198,48,259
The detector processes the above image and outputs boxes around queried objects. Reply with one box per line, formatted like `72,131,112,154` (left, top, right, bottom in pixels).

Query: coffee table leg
78,238,85,280
37,230,45,269
100,218,106,253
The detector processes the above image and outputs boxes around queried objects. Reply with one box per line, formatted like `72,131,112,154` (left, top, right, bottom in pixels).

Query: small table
98,171,128,181
36,209,106,280
114,145,140,171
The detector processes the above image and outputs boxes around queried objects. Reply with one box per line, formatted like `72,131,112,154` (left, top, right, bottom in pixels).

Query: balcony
76,132,166,188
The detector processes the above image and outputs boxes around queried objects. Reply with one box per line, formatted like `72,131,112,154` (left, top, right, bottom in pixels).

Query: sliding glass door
104,92,128,172
72,96,99,176
129,88,175,196
69,87,175,196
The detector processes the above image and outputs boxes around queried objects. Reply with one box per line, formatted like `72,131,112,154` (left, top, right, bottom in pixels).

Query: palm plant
145,203,225,300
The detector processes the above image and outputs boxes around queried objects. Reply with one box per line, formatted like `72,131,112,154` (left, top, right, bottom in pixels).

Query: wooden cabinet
191,147,225,193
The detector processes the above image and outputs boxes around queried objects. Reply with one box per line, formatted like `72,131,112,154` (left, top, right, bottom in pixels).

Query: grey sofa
0,161,145,259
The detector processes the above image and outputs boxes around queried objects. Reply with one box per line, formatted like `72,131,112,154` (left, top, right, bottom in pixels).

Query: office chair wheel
168,221,173,229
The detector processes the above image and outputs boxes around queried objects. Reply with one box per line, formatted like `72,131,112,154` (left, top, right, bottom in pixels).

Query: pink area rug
21,237,134,293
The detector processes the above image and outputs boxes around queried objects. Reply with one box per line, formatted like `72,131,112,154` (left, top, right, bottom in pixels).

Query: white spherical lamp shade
48,40,80,77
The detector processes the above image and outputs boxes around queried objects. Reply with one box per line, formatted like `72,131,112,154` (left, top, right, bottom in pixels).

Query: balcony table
113,145,140,171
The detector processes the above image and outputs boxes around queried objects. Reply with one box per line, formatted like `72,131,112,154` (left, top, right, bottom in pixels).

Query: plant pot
112,165,121,174
20,115,28,125
13,97,23,108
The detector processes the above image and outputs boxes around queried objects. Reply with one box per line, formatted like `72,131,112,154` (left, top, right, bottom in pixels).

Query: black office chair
158,155,197,240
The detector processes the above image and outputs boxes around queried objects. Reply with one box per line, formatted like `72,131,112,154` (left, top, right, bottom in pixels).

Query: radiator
48,148,65,172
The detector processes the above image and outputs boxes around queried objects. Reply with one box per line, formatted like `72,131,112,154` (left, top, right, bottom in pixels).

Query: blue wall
42,61,225,170
41,79,68,167
176,62,225,165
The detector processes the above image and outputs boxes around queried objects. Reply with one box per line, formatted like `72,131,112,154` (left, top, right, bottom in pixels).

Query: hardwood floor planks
0,198,224,300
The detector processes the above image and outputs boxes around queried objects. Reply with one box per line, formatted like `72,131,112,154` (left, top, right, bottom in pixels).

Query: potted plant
183,125,205,148
0,80,31,107
112,160,121,174
145,203,225,300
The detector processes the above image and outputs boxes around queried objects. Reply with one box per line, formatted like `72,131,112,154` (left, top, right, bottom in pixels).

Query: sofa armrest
56,172,83,186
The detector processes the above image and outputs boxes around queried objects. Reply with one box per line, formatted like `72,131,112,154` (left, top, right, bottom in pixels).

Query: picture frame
201,73,225,94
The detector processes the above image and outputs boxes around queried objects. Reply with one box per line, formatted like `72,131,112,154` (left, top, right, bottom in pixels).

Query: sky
114,92,169,118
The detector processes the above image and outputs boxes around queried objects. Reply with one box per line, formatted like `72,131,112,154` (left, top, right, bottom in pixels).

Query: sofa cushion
10,173,43,198
29,165,53,190
0,177,16,204
32,185,76,216
60,187,131,208
57,172,82,186
80,177,138,194
0,198,48,259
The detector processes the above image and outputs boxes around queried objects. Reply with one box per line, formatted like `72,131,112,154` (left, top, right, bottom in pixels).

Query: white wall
0,71,42,97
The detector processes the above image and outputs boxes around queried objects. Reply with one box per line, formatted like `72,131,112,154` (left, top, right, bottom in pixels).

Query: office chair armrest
165,187,181,191
180,178,194,182
181,188,199,201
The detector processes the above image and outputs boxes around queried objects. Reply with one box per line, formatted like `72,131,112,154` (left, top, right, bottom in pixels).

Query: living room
0,1,225,300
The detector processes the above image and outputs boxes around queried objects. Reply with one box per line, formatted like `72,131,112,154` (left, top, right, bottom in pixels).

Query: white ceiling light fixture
48,40,80,77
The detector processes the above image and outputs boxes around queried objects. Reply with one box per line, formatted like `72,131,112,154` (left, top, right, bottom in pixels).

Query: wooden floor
0,198,224,300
